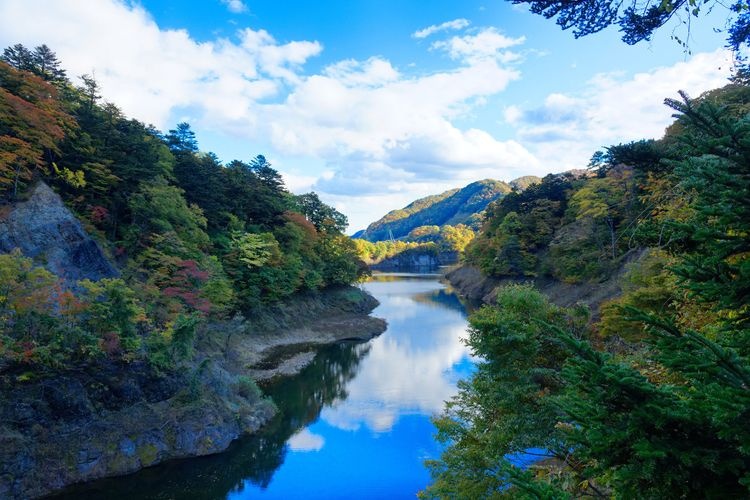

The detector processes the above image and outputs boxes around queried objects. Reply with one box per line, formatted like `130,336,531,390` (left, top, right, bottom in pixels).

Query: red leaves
0,61,76,194
158,260,212,315
89,205,109,224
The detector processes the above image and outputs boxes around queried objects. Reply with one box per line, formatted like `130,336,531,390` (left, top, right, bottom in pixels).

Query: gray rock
0,182,118,285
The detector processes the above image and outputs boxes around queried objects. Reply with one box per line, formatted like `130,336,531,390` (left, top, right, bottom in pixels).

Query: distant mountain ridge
354,177,541,242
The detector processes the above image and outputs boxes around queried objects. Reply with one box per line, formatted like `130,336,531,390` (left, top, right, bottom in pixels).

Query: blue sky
0,0,735,231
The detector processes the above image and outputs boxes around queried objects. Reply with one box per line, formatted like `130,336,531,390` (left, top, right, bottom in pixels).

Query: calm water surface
60,272,476,499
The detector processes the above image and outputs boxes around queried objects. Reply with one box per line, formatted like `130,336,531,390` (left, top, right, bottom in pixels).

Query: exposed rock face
370,251,459,271
0,286,386,499
0,182,118,284
444,260,640,319
0,361,276,499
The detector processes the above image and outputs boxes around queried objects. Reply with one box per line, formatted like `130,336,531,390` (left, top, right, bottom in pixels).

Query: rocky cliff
444,261,638,320
0,182,118,285
0,287,385,499
0,184,387,499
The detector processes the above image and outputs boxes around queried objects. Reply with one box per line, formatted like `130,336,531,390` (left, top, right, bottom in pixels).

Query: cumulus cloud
0,0,321,126
0,1,531,209
0,0,732,231
321,278,474,433
412,18,470,39
287,428,325,452
508,49,733,170
431,27,525,63
220,0,247,14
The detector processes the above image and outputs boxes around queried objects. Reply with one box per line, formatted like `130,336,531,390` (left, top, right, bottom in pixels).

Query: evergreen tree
31,44,67,82
1,44,33,71
166,122,198,153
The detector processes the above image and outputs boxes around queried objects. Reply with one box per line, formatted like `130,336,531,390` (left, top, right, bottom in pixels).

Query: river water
58,272,476,499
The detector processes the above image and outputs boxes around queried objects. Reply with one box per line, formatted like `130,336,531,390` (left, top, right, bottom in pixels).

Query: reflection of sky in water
54,274,479,500
322,278,474,432
237,273,475,498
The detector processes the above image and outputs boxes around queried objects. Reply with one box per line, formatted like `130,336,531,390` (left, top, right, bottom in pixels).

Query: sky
0,0,737,232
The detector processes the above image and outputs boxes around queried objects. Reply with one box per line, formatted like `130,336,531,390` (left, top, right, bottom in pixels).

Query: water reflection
55,273,473,499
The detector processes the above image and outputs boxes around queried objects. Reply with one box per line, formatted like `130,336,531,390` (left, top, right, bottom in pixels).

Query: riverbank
0,287,385,499
444,256,643,319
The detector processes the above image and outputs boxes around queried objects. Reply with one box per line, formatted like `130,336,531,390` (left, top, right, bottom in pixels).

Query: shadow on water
53,342,371,500
53,272,484,499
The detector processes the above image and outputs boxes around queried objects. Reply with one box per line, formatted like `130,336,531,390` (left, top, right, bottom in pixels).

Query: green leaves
427,87,750,498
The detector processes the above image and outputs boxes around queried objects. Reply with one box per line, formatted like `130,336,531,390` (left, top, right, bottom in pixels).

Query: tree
662,92,750,333
1,44,33,71
569,165,636,259
511,0,750,52
166,122,198,153
31,45,66,82
0,61,75,197
250,154,284,191
425,88,750,499
295,192,349,233
79,73,101,116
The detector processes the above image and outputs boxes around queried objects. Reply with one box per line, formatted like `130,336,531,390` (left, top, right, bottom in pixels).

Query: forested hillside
353,177,539,265
424,82,750,497
0,43,365,382
355,179,522,241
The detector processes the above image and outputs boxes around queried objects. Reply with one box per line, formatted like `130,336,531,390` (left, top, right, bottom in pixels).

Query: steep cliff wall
0,182,118,285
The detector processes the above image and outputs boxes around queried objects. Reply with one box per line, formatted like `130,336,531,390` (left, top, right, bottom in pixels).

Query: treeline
0,44,365,371
424,83,750,496
354,224,474,264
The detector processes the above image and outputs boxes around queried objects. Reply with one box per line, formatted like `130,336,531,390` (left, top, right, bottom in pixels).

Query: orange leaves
0,61,75,194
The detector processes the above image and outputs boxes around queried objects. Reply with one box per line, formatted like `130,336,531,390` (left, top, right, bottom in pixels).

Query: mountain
355,177,541,242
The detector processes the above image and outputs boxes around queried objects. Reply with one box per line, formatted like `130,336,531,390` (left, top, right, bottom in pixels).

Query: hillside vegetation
0,44,366,380
423,83,750,497
355,179,526,241
353,177,540,265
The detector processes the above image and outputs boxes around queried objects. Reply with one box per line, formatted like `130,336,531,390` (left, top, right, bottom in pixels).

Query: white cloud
0,0,732,231
321,278,474,433
412,18,470,39
324,57,400,87
0,1,530,211
431,27,525,63
0,0,321,126
287,428,325,452
509,49,733,170
221,0,247,14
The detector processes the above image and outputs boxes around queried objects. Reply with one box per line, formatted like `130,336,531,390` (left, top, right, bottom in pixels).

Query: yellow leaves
0,249,58,318
52,162,86,188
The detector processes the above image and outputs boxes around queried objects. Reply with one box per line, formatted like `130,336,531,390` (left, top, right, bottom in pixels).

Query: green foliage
426,84,750,498
294,191,348,233
127,177,210,255
0,44,367,376
466,173,574,279
237,375,262,401
360,179,511,241
422,285,585,499
169,313,200,359
230,231,280,268
0,251,153,368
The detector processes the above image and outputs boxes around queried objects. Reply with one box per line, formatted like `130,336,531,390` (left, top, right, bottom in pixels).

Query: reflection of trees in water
367,273,440,283
410,288,474,317
55,342,371,500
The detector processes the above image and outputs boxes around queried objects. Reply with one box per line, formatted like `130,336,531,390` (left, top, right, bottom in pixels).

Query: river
56,272,476,499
